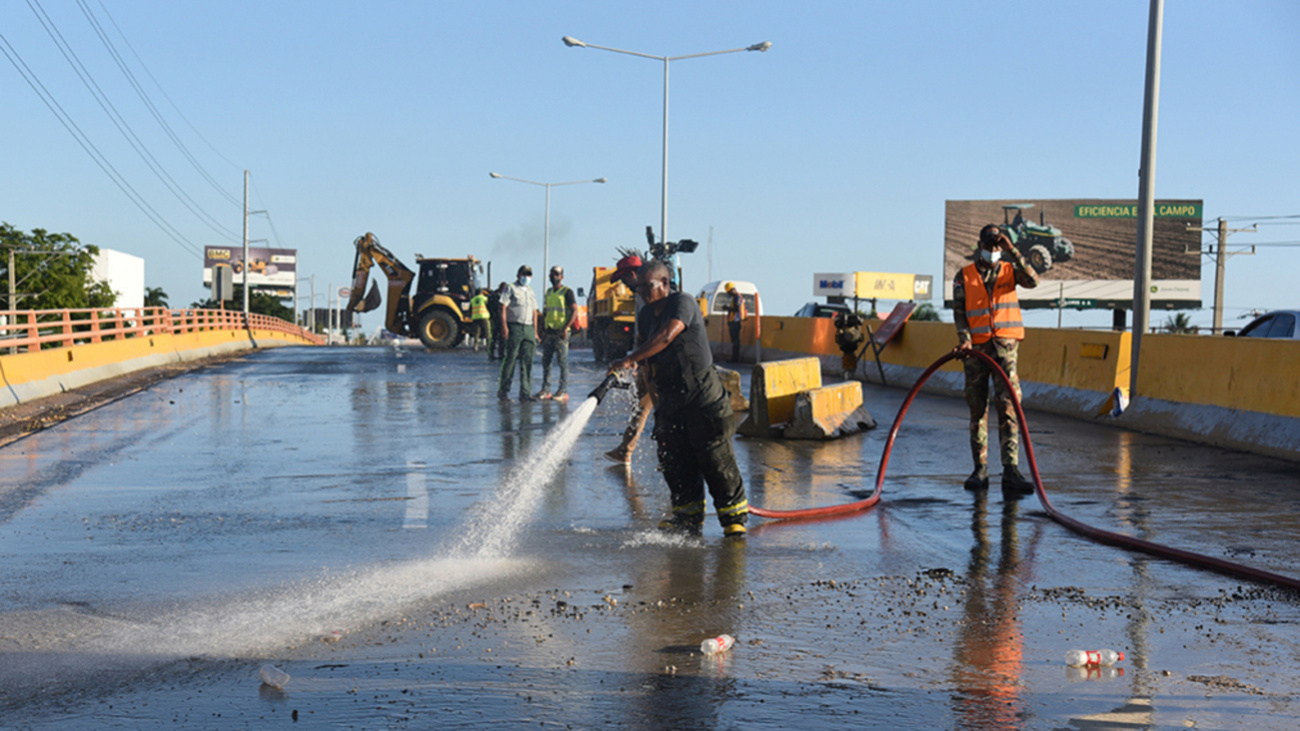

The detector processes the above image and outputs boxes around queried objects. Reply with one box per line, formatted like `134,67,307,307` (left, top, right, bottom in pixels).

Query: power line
25,0,239,243
83,0,242,209
93,0,244,176
250,174,284,248
0,30,201,258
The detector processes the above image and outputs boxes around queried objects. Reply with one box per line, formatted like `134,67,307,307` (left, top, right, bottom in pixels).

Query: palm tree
1162,312,1197,334
144,286,169,308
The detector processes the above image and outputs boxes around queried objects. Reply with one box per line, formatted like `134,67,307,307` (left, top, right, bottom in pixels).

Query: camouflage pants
963,338,1023,468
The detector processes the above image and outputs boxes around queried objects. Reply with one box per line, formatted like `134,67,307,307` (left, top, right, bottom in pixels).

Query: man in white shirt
498,265,540,402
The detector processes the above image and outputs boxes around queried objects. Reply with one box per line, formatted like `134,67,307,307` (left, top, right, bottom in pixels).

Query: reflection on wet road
1,346,1297,729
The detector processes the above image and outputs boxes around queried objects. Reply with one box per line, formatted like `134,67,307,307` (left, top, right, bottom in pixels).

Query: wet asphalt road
0,345,1297,729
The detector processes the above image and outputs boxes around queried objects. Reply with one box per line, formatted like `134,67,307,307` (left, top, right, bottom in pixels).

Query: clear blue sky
2,1,1297,331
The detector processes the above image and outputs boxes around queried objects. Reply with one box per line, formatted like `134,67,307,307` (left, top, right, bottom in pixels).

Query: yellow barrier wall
1134,334,1300,418
708,315,1298,459
0,327,317,408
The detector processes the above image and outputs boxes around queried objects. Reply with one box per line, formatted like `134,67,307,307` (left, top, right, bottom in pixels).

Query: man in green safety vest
536,265,577,402
469,288,491,352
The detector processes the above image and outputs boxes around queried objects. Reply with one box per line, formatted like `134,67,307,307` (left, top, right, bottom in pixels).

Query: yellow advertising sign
853,272,915,300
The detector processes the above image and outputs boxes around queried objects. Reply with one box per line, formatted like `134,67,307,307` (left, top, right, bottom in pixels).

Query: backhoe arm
348,232,415,336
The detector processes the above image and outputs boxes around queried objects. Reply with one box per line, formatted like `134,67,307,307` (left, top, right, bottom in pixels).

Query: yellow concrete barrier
737,357,822,437
785,381,877,439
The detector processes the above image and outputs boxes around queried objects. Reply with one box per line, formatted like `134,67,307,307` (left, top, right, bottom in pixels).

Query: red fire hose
749,349,1300,592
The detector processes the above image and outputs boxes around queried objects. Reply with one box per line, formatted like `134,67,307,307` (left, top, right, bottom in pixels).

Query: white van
696,280,763,318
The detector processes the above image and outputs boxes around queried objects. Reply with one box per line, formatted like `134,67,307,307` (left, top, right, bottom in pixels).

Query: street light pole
562,36,770,256
488,172,606,290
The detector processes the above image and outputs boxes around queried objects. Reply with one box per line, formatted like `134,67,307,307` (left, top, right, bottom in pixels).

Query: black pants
729,320,742,362
653,396,747,528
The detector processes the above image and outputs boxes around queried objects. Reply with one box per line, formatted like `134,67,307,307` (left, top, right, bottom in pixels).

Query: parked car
1227,310,1299,339
793,301,852,319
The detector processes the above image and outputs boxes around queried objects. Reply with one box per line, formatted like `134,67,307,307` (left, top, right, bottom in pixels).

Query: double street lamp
562,36,771,258
488,172,606,286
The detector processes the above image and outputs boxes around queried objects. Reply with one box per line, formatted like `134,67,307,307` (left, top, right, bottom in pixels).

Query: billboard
203,247,297,290
813,272,933,301
943,199,1203,310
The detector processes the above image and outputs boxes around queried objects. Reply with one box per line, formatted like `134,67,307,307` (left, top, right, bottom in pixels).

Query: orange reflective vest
962,262,1024,343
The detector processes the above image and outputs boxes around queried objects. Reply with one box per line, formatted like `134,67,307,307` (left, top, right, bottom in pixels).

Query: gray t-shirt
502,282,538,325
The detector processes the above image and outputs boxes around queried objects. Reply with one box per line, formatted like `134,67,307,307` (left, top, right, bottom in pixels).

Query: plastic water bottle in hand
700,634,735,656
1064,649,1123,667
259,664,291,689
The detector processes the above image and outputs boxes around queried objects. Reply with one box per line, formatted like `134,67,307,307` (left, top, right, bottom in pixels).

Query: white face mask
979,249,1001,264
520,276,532,286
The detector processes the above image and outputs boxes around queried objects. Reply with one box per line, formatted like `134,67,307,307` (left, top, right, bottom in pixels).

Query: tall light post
488,172,606,287
562,36,770,258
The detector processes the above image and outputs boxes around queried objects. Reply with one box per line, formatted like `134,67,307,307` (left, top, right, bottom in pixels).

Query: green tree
0,223,115,310
911,302,941,321
1162,312,1198,334
144,286,169,308
191,285,293,321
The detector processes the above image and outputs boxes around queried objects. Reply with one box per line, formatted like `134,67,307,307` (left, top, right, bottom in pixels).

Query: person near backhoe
469,288,491,352
722,282,747,363
609,259,748,538
487,282,508,360
953,224,1039,496
498,266,539,402
536,265,577,402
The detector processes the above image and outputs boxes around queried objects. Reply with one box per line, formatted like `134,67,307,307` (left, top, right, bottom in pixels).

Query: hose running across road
748,350,1300,592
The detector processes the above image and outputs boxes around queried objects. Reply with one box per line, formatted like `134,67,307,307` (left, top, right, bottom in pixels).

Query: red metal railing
0,307,324,353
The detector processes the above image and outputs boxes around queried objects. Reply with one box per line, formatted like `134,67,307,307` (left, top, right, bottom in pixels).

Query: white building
91,248,145,309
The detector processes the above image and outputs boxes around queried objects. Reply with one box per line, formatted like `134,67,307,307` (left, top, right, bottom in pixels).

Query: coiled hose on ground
749,349,1300,592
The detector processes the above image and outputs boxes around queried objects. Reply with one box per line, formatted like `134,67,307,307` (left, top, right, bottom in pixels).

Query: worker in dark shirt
609,260,748,538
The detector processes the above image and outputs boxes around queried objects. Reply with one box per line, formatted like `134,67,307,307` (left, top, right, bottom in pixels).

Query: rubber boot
1001,464,1035,496
657,516,703,537
964,465,989,491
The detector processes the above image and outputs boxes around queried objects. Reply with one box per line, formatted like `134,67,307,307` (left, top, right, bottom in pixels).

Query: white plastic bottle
1064,649,1123,667
259,664,291,689
700,634,735,656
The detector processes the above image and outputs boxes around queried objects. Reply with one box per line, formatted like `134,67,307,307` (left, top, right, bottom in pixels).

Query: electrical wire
80,0,242,209
25,0,239,243
0,30,201,258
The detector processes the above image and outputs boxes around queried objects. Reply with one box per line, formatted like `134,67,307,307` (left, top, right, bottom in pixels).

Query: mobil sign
813,272,853,297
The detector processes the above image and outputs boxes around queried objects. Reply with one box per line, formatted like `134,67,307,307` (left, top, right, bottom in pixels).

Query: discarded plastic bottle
700,634,735,656
258,664,291,689
1064,649,1124,667
1066,665,1125,682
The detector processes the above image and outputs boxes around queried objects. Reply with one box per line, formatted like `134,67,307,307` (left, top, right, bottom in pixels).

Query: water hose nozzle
589,371,632,404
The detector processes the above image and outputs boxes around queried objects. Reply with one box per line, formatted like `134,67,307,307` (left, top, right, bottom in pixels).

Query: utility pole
1186,217,1256,334
1129,0,1164,397
242,170,250,319
7,248,14,313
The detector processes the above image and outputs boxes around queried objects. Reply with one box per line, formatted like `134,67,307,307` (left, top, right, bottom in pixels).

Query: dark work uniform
638,291,748,531
487,290,505,360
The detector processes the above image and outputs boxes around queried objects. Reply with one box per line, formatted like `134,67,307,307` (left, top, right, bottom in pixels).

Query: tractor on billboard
1002,203,1074,273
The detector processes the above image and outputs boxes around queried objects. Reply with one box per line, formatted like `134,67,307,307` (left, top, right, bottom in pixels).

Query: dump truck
345,232,483,348
587,265,636,361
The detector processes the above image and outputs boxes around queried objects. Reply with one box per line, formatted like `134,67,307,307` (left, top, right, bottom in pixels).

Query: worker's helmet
978,224,1004,250
724,282,736,292
613,254,642,285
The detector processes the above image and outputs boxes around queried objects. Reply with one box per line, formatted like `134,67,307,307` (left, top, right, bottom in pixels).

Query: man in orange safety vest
953,224,1039,496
